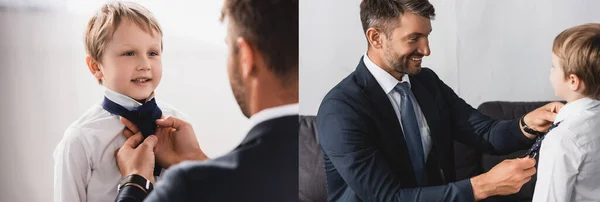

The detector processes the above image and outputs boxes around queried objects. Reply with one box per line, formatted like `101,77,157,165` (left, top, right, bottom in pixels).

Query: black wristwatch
520,116,545,136
117,174,154,194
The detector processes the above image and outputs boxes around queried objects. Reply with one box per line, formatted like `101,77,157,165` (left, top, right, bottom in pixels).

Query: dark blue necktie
520,122,561,158
102,96,163,176
394,82,427,185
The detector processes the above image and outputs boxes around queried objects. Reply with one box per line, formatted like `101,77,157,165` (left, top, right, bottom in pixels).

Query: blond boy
53,2,184,202
533,23,600,202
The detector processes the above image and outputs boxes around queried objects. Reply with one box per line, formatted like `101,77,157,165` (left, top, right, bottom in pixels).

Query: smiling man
316,0,564,201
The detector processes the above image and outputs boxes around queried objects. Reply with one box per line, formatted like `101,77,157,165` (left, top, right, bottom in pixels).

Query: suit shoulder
322,71,362,103
166,155,240,182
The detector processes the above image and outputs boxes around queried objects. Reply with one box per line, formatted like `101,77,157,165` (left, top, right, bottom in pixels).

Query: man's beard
384,44,423,75
229,57,250,118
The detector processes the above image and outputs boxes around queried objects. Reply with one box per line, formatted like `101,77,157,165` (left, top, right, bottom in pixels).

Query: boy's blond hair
553,23,600,99
84,1,163,83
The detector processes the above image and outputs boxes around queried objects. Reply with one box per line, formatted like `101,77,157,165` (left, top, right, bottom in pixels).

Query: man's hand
116,133,158,184
522,102,564,139
470,158,537,201
120,116,208,169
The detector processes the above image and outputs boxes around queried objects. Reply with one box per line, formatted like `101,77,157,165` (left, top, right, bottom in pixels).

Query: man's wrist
470,174,491,201
121,183,147,194
125,170,155,184
520,115,542,139
117,174,154,196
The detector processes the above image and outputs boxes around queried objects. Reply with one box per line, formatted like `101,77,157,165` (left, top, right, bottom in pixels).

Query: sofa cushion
299,116,327,202
477,101,557,202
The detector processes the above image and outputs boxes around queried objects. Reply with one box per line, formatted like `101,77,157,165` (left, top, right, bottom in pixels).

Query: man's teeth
411,57,422,61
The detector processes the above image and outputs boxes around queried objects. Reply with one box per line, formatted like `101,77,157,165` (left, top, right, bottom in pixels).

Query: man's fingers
524,166,537,176
156,116,186,130
123,128,135,138
547,101,564,111
517,157,536,168
120,117,140,133
139,135,158,150
123,133,144,148
544,110,557,123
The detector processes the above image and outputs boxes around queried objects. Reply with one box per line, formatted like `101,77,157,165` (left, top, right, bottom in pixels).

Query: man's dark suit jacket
316,58,534,202
115,115,299,202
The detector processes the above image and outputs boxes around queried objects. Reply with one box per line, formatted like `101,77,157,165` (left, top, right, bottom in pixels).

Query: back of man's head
222,0,299,85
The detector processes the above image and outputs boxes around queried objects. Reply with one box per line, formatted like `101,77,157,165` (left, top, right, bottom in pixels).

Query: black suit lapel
354,58,416,185
409,77,442,146
409,74,447,184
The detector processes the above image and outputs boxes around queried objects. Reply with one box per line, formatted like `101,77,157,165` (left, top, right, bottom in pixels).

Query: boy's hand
522,102,564,138
116,133,157,184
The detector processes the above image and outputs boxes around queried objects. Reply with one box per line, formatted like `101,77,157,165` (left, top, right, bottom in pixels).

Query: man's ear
86,55,103,80
366,27,384,49
236,37,256,79
567,73,585,92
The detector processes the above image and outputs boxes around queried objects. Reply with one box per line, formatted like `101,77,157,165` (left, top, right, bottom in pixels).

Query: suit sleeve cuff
509,119,536,148
454,179,476,202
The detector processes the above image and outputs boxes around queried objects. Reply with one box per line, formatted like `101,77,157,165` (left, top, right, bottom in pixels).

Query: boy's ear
86,55,103,80
567,73,584,92
236,37,256,80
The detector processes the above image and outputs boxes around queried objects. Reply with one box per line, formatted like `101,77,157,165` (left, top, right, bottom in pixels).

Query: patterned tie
520,122,561,158
394,82,427,185
102,96,163,176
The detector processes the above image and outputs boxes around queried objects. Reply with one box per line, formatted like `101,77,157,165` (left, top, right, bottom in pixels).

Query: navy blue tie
394,82,427,185
520,122,561,158
102,96,163,176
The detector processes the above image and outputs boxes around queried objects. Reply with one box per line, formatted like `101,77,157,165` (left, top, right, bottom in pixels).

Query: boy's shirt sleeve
53,127,92,202
532,128,582,202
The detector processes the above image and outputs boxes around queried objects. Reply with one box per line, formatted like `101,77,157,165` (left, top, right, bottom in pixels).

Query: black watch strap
117,174,153,193
520,116,545,136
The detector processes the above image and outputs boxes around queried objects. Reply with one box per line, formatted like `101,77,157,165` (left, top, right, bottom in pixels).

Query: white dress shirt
53,87,186,202
363,54,432,161
533,97,600,202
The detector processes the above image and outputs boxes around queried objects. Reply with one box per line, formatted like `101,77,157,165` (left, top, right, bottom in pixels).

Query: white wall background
0,1,248,201
300,0,600,115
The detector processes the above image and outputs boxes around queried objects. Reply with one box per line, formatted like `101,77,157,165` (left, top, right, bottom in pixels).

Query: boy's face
96,19,162,102
550,53,569,99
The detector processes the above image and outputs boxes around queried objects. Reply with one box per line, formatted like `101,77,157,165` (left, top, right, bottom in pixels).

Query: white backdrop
0,1,248,201
300,0,600,115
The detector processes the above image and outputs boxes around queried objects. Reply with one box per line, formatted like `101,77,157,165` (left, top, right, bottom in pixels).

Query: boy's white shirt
533,97,600,202
53,87,186,202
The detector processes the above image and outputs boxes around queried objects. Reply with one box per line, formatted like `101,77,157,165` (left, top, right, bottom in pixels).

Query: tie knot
394,82,411,95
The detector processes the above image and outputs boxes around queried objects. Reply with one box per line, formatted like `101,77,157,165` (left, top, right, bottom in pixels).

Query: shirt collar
248,103,299,130
102,87,156,111
555,97,600,124
363,53,411,94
